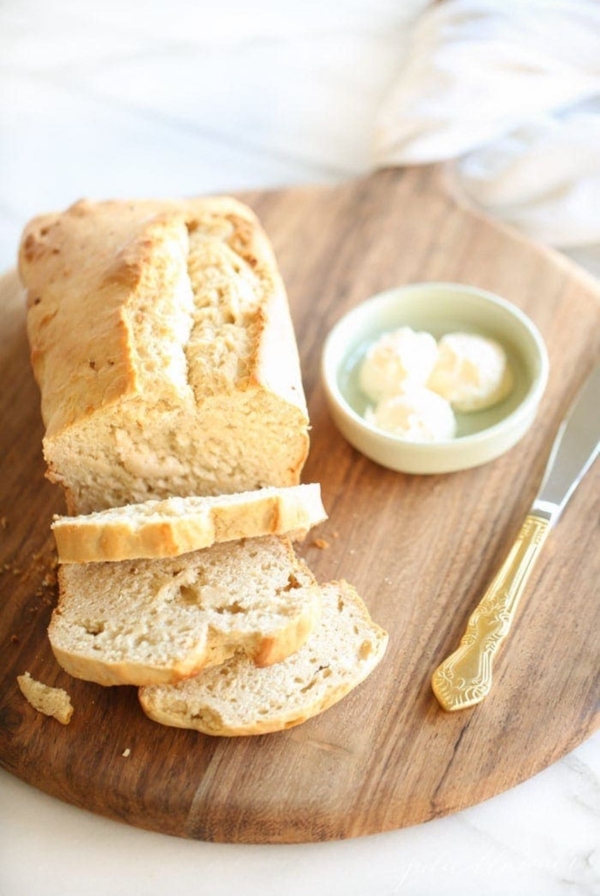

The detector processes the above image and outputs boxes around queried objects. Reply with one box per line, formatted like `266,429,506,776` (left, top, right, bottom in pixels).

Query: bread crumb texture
49,536,321,686
17,671,73,724
139,580,388,736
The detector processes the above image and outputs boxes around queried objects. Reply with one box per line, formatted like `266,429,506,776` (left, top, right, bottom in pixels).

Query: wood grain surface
1,166,599,843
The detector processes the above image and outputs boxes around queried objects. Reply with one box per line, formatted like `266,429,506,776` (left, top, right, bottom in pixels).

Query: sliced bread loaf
49,536,321,687
52,484,327,564
19,197,309,513
139,580,388,736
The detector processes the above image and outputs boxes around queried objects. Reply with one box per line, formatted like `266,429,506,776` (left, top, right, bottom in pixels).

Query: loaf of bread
49,536,321,687
52,483,327,564
20,197,389,739
19,197,309,513
139,580,388,736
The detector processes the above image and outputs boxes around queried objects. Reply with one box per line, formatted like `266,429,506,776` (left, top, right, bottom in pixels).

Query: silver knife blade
532,364,600,525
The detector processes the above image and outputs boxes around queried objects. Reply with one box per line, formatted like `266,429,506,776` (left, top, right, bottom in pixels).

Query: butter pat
366,388,456,442
428,333,513,413
359,327,438,402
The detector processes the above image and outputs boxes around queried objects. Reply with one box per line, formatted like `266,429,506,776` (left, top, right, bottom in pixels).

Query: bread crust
19,197,310,511
52,484,327,563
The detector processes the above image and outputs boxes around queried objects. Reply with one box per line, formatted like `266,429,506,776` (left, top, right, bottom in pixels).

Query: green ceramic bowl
321,282,549,475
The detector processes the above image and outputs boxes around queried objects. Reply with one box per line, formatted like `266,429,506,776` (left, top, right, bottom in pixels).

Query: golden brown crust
52,485,327,564
19,197,273,439
19,197,310,510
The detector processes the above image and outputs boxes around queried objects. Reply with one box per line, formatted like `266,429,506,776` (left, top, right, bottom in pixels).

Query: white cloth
373,0,600,248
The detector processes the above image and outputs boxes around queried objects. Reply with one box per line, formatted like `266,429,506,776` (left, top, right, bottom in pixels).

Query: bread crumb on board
17,672,73,725
312,538,330,550
122,748,131,758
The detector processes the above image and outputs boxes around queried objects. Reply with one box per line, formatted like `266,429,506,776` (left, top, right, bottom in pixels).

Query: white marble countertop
1,3,599,894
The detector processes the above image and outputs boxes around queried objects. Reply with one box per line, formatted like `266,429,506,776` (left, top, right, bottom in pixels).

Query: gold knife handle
432,513,551,712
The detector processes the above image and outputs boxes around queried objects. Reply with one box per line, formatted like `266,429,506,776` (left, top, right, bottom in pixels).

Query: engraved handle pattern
432,514,551,712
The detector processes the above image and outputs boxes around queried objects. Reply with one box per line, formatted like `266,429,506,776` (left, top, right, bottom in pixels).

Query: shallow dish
321,282,549,474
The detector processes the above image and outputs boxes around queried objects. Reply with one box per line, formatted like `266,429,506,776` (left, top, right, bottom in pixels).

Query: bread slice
139,580,388,736
19,197,309,513
48,536,321,687
52,484,327,564
17,672,74,724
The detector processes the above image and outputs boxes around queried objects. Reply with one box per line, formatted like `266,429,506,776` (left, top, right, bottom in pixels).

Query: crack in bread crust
19,197,309,513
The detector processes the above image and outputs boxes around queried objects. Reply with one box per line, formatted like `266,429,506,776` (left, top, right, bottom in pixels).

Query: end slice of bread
48,536,321,687
52,484,327,564
17,672,74,724
139,580,388,736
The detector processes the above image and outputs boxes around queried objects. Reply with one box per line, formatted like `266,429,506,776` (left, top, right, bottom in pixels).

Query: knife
432,364,600,712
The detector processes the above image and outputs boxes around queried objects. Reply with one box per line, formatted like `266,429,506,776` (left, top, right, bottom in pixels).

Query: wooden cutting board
1,166,599,844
